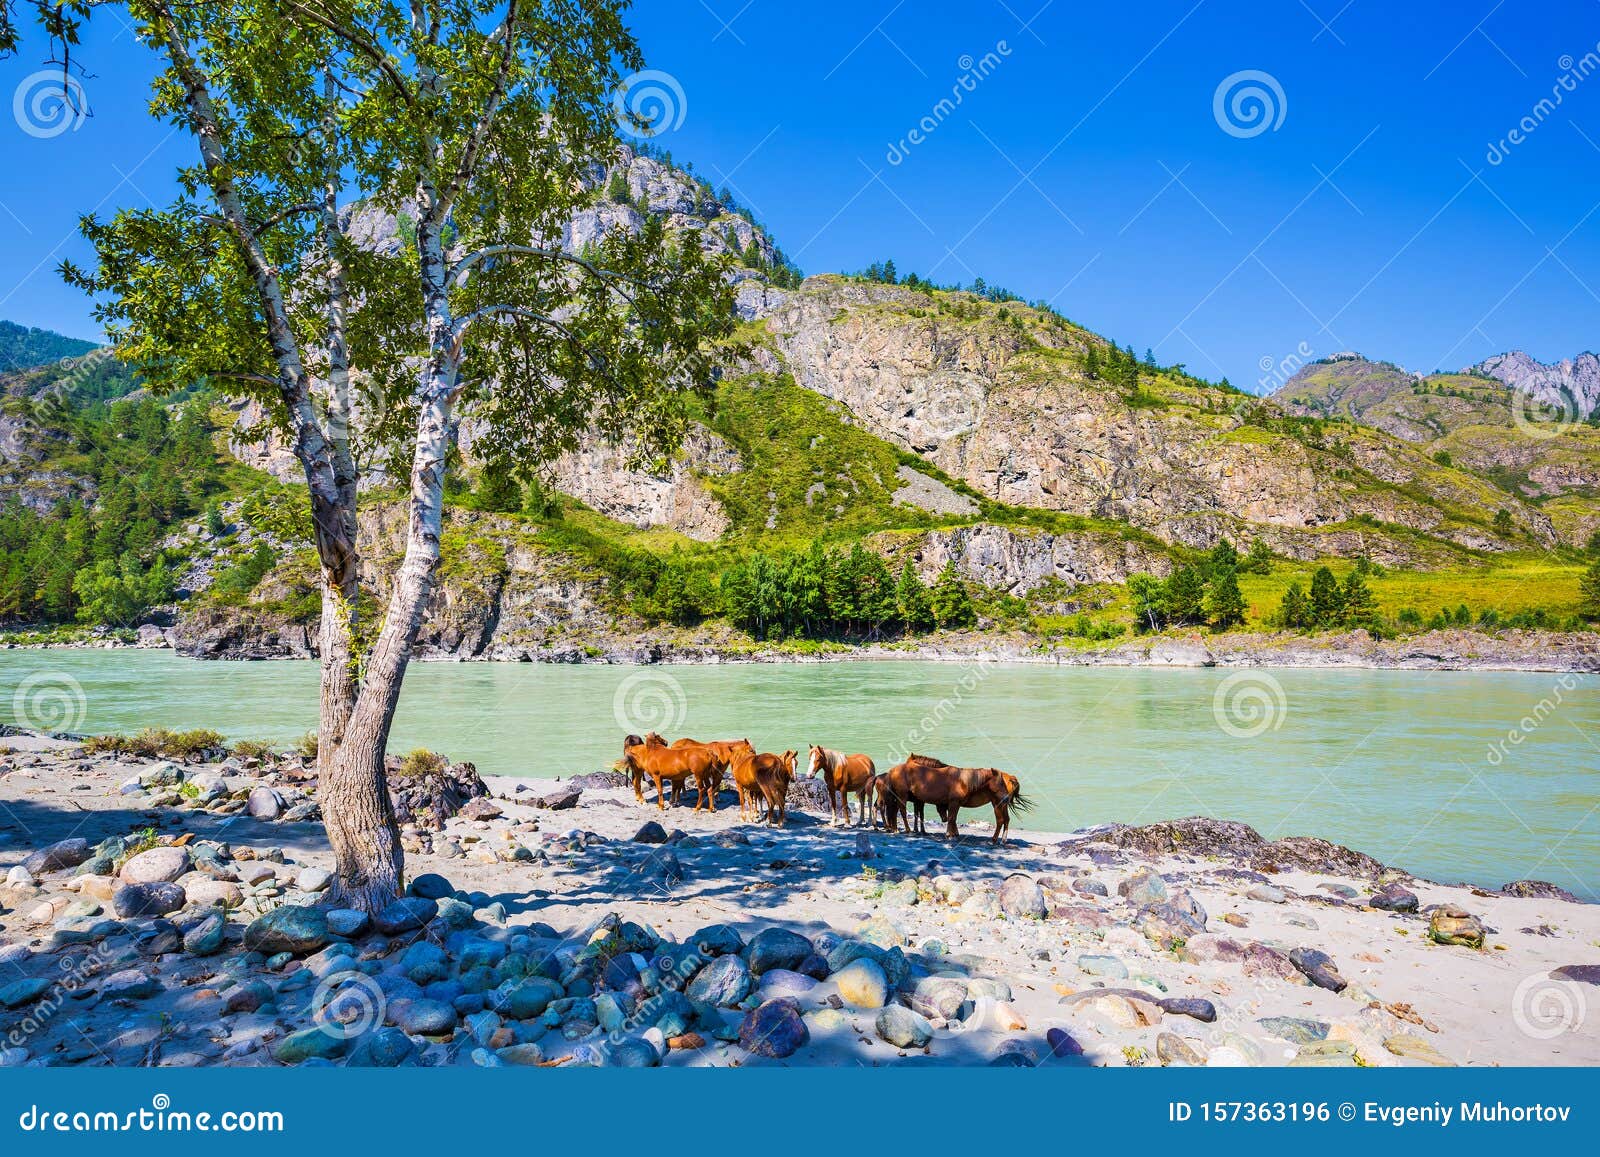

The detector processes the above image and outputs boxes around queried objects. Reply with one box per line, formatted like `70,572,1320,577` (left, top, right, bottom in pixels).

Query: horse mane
816,746,844,771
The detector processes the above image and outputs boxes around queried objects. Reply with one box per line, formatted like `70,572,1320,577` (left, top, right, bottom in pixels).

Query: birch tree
62,0,736,911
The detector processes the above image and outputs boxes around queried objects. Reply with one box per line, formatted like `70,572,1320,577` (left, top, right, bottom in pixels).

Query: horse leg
633,766,644,804
654,772,667,811
946,804,960,840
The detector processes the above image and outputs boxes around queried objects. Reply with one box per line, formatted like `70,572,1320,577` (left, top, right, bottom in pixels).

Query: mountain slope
0,321,98,373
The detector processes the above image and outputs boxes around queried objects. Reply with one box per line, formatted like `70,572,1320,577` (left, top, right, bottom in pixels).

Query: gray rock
391,999,457,1036
113,881,186,918
1118,870,1168,907
243,905,330,955
183,912,227,956
0,977,53,1009
490,977,564,1020
1369,885,1419,913
1077,954,1128,979
685,954,751,1007
1257,1016,1330,1045
999,873,1047,919
326,908,370,938
374,897,437,935
247,786,284,820
101,969,162,1000
1159,996,1217,1022
22,838,91,875
1288,947,1348,992
875,1004,933,1048
409,873,454,900
632,821,668,844
347,1027,417,1067
745,927,813,976
295,867,333,893
273,1026,347,1063
738,998,809,1059
119,846,191,885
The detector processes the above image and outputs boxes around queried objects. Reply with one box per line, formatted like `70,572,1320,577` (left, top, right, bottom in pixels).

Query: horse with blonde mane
807,745,876,827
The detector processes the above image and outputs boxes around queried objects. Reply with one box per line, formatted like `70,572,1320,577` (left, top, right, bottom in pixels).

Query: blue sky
2,0,1598,391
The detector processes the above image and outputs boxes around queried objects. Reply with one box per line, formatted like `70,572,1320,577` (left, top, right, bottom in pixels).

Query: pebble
1384,1034,1456,1066
374,897,438,936
1288,947,1348,992
745,927,813,976
326,908,371,938
685,954,752,1007
1077,954,1128,979
998,873,1047,919
113,881,187,918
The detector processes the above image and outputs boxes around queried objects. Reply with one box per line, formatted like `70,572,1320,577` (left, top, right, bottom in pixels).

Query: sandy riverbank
0,731,1595,1068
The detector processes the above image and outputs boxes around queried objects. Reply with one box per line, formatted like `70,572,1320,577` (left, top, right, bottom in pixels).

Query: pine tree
1342,569,1380,632
1579,556,1600,620
1206,565,1247,629
1084,344,1100,380
1163,566,1206,625
882,258,898,285
895,560,935,631
1208,539,1239,575
1242,538,1273,575
1279,582,1310,630
929,562,977,630
857,551,897,635
1308,566,1345,629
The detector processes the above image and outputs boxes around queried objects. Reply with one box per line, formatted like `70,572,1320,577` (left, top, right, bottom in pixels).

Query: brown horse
667,736,754,811
731,749,797,825
618,734,718,812
879,753,1025,842
807,745,877,826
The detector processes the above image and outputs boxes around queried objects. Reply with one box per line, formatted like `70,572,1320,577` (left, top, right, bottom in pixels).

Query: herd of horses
614,733,1030,843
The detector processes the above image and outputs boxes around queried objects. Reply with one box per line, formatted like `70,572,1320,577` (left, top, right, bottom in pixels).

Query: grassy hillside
0,320,98,374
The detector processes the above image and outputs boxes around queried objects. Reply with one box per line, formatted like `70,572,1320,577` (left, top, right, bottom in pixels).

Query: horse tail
1007,789,1033,814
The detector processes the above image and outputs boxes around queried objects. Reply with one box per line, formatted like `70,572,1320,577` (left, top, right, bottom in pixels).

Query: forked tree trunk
323,388,453,912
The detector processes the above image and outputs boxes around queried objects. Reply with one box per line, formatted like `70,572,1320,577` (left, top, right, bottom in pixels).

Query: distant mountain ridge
1475,350,1600,420
0,320,98,373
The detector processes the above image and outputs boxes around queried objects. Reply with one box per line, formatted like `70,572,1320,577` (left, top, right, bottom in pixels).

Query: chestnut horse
731,749,797,825
878,753,1026,842
618,734,718,812
807,745,876,826
667,735,754,811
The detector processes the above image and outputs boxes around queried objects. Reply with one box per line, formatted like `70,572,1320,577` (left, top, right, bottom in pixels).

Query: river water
2,650,1595,899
